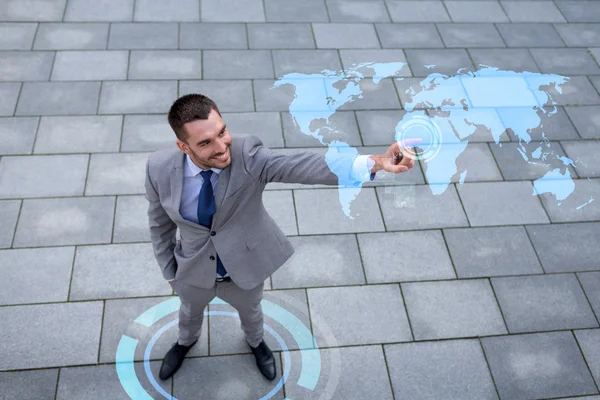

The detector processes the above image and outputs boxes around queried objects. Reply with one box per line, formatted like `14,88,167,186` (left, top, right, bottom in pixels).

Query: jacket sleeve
144,158,178,281
241,135,367,187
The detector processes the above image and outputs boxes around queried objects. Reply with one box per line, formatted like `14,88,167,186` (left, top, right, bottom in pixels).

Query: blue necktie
197,170,227,277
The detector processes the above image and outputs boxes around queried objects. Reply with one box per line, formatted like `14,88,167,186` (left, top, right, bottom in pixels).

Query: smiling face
176,109,232,170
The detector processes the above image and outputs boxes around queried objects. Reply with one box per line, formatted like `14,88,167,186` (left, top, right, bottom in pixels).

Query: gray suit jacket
145,134,359,290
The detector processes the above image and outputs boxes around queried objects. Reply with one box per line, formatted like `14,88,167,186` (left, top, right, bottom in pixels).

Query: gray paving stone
0,247,74,305
565,106,600,139
0,301,103,370
71,243,171,300
254,79,296,111
34,23,109,50
271,234,365,288
0,117,38,155
313,23,380,49
272,49,341,78
402,279,507,340
558,396,600,400
530,48,600,75
307,285,412,345
491,141,573,180
445,1,509,22
222,112,283,147
579,272,600,320
0,0,66,21
261,190,297,235
108,23,178,49
203,50,273,79
129,50,202,80
555,23,600,47
173,354,283,398
282,110,361,147
482,332,598,399
264,0,329,22
376,23,444,48
201,0,265,22
17,82,100,116
358,230,455,283
457,181,550,226
386,0,450,22
285,346,394,399
340,78,401,110
424,143,502,184
135,0,199,22
0,369,58,400
340,49,411,77
35,115,122,154
444,226,543,278
438,23,506,47
14,196,115,247
248,23,315,49
496,22,566,47
562,140,600,178
469,48,540,73
64,0,134,21
501,1,566,22
0,23,38,50
556,0,600,22
51,50,128,81
179,80,254,112
537,76,600,106
99,81,176,114
0,82,21,116
326,0,390,22
537,178,600,223
505,106,579,141
0,51,53,82
122,114,175,151
180,23,247,49
294,187,385,234
575,329,600,387
0,200,19,248
406,49,474,76
86,152,149,195
0,154,88,198
493,274,598,333
590,75,600,95
385,340,498,400
355,110,406,145
526,222,600,273
377,184,470,230
57,362,171,399
100,296,208,363
113,195,151,243
208,289,309,354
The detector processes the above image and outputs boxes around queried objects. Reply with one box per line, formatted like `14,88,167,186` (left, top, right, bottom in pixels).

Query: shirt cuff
350,155,376,182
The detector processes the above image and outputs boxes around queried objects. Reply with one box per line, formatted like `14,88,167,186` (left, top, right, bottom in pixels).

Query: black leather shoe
159,340,197,380
248,340,276,380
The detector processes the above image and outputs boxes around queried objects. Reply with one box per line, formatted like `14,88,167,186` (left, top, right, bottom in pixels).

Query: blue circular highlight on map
395,114,442,162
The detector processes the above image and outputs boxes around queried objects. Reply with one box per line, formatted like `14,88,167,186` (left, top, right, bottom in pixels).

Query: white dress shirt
168,153,375,282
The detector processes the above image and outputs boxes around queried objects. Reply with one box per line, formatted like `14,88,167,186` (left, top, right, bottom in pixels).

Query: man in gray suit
145,94,417,381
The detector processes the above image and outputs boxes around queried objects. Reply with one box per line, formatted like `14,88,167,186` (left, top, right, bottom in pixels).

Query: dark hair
167,94,221,141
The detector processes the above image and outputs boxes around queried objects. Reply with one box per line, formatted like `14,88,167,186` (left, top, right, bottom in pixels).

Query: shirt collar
185,154,222,177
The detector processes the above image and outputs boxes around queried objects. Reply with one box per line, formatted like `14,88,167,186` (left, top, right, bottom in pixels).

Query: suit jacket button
209,255,215,260
210,231,216,236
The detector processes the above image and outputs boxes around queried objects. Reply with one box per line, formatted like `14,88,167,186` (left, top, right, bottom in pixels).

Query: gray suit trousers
172,279,264,348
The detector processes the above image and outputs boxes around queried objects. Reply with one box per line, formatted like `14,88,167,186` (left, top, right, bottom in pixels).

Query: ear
176,139,188,154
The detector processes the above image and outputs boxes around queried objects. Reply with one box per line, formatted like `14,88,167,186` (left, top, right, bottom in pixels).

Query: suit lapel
169,152,198,228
